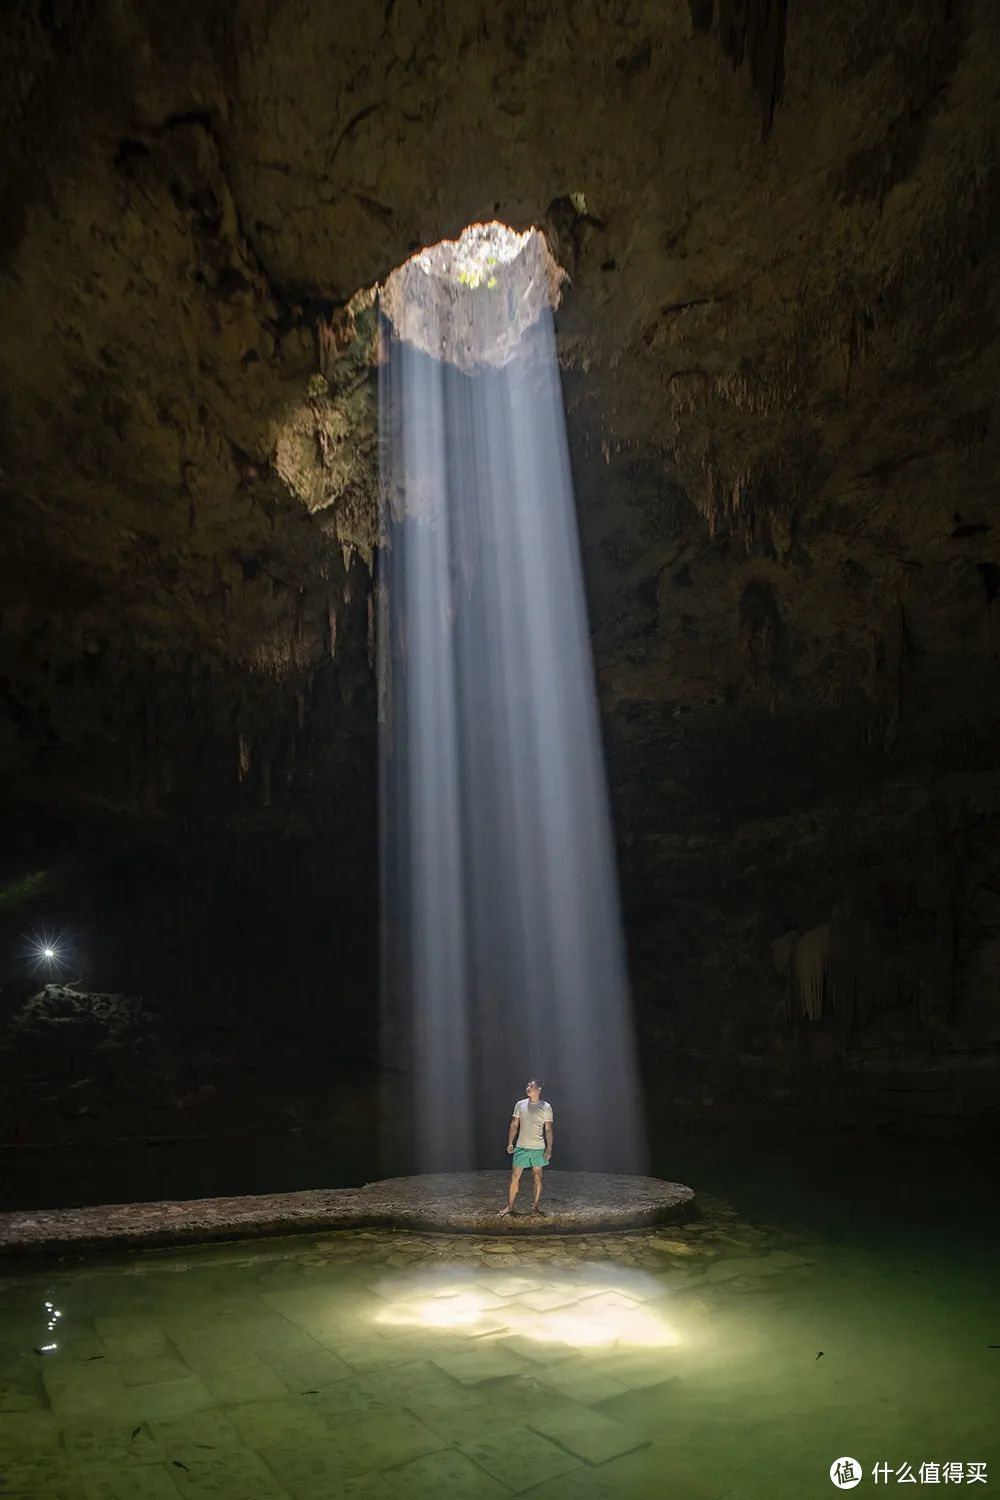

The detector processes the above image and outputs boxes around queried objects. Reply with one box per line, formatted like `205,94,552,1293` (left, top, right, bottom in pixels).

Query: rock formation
1,0,998,1177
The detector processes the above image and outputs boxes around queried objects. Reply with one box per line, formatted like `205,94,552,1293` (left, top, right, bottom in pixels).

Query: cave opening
376,222,644,1173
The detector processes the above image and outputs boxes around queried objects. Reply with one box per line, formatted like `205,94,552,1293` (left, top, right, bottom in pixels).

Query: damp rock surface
0,1171,695,1257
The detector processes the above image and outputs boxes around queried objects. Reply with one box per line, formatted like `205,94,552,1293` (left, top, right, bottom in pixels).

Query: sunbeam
377,222,645,1173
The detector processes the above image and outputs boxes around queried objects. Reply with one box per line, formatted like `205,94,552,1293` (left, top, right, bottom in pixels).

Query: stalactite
775,909,940,1029
773,923,830,1020
327,592,338,657
795,924,830,1020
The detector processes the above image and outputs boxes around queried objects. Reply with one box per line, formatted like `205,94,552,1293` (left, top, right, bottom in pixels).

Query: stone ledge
0,1171,695,1257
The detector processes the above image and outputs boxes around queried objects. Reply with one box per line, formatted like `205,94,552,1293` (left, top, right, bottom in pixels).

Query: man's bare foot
498,1206,513,1217
531,1205,546,1215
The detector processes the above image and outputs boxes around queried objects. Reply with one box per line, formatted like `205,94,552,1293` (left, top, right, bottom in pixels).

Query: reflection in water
35,1295,62,1353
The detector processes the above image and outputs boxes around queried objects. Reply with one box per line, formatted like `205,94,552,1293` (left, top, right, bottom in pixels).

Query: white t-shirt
512,1098,553,1151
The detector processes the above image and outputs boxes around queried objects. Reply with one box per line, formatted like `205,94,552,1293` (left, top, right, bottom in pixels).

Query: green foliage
457,255,500,291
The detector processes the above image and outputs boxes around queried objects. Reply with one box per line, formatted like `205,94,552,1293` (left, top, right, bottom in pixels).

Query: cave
0,2,998,1494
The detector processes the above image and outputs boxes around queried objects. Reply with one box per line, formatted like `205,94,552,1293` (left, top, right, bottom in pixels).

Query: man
499,1078,553,1216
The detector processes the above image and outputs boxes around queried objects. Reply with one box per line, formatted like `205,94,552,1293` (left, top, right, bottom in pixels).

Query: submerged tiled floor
1,1197,998,1499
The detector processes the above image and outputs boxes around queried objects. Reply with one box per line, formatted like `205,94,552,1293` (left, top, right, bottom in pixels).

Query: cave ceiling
1,0,998,856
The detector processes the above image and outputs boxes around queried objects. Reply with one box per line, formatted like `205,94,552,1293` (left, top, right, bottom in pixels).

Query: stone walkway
0,1172,694,1257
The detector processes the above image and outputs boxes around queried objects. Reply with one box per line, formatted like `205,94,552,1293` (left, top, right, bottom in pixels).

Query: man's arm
507,1112,519,1154
543,1119,553,1161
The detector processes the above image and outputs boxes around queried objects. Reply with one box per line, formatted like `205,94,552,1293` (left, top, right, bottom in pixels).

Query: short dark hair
526,1078,543,1090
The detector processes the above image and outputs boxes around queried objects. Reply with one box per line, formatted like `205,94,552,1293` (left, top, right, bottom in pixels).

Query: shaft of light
378,285,644,1173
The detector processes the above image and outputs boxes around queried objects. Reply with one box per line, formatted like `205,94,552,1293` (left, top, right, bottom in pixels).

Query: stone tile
53,1334,108,1362
0,1406,66,1448
258,1294,354,1345
378,1328,476,1357
598,1351,677,1390
127,1375,216,1421
529,1404,648,1464
61,1418,161,1466
375,1320,495,1352
0,1481,84,1500
234,1322,324,1359
227,1397,332,1448
260,1453,394,1500
520,1468,622,1499
405,1386,532,1440
327,1338,426,1373
150,1409,245,1452
576,1443,725,1500
0,1454,82,1494
490,1334,574,1366
703,1256,790,1283
599,1374,683,1434
42,1362,128,1418
258,1290,331,1325
576,1290,643,1313
0,1376,45,1412
260,1439,373,1490
401,1386,485,1434
193,1295,274,1323
475,1275,539,1297
366,1312,436,1341
384,1448,510,1500
93,1320,170,1359
119,1356,192,1387
265,1349,353,1391
359,1359,472,1408
456,1418,582,1492
334,1478,397,1500
429,1347,528,1384
432,1286,509,1312
80,1466,183,1500
533,1363,632,1405
165,1339,252,1374
305,1375,400,1427
167,1446,292,1497
199,1364,289,1403
518,1289,584,1312
335,1410,445,1470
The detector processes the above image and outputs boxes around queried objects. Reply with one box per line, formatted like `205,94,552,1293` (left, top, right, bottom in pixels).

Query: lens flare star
24,931,71,976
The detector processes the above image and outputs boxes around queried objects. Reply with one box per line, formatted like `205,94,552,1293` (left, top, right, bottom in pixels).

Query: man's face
526,1083,541,1102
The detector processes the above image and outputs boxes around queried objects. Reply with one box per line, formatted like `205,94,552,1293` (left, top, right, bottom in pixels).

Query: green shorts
512,1147,547,1169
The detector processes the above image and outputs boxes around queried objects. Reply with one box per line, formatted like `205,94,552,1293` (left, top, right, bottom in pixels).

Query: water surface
1,1139,997,1498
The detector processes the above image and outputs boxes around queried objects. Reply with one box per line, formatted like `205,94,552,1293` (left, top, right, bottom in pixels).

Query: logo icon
830,1458,863,1489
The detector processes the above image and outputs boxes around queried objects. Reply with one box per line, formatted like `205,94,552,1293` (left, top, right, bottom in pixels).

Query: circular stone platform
0,1171,694,1257
366,1171,694,1235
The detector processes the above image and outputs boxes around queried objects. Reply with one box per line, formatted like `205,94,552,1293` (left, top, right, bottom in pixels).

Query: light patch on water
371,1263,681,1349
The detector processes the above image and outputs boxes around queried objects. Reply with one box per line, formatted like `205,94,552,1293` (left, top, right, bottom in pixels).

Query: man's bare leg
531,1166,544,1212
499,1166,523,1216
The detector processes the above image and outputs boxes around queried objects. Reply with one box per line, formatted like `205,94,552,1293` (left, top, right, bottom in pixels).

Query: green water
1,1143,998,1499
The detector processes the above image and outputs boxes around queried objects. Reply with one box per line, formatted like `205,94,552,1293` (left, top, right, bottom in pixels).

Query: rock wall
1,0,999,1160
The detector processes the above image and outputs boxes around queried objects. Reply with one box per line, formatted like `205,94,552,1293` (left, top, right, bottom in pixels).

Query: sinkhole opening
379,220,566,373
